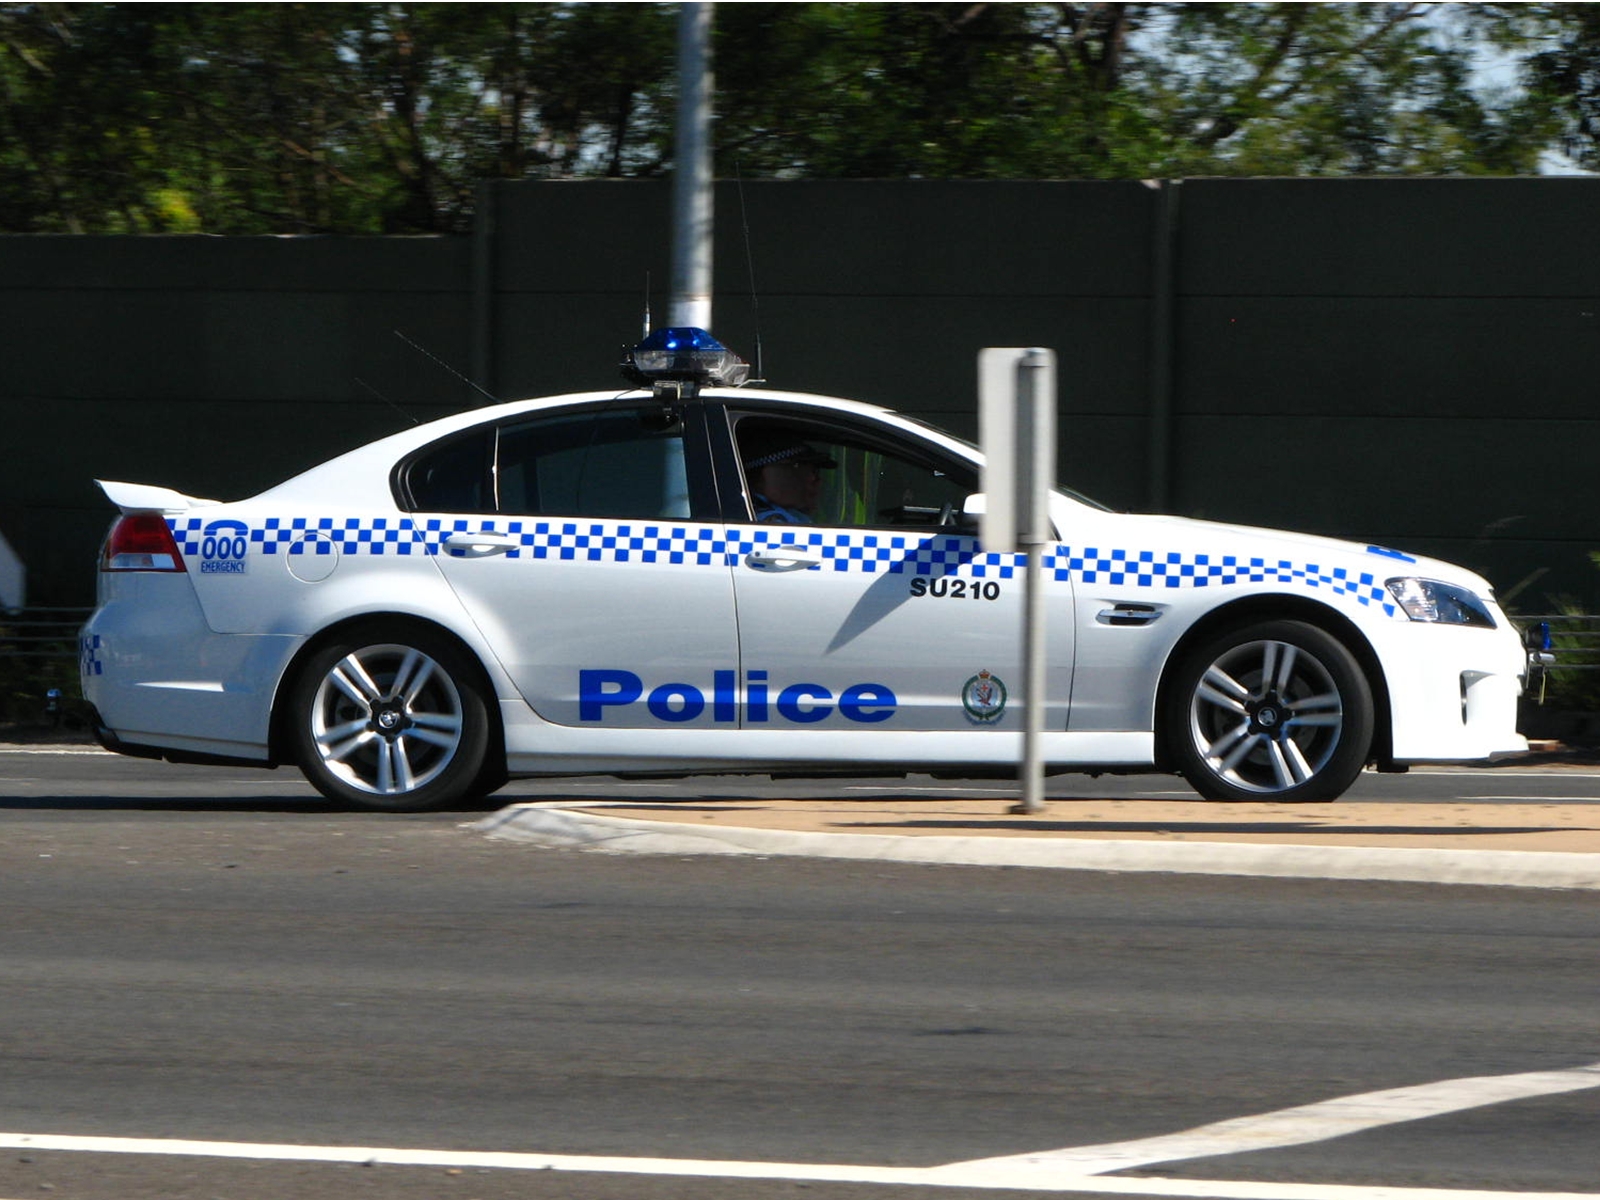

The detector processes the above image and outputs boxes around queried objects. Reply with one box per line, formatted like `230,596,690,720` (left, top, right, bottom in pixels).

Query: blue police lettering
579,669,896,724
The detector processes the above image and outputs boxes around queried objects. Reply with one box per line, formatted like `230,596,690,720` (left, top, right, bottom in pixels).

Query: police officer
741,435,835,523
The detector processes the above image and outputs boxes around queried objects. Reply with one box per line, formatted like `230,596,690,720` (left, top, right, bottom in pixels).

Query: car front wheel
287,626,493,812
1165,619,1374,803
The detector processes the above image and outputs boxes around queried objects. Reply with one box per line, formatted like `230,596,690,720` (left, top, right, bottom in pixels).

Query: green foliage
0,2,1589,235
1512,3,1600,168
0,2,679,233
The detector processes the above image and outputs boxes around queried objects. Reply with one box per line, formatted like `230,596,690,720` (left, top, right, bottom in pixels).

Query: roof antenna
393,329,499,406
735,160,765,384
643,270,652,338
353,376,420,427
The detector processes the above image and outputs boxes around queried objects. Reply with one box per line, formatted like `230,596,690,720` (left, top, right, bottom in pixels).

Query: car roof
254,387,982,506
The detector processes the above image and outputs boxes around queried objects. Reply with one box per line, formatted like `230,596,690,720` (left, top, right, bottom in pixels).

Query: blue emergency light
622,327,749,391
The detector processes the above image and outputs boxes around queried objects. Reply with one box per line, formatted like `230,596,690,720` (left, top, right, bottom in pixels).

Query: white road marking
847,784,1015,794
0,1134,1596,1200
3,1061,1597,1197
1464,796,1600,803
1426,770,1600,780
935,1061,1600,1183
842,785,1200,797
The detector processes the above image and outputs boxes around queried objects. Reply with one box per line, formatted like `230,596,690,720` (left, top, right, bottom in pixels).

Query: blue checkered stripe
1064,548,1399,616
424,519,733,565
735,528,1021,578
167,517,205,557
419,521,1018,572
256,517,421,555
164,516,1399,614
168,516,425,557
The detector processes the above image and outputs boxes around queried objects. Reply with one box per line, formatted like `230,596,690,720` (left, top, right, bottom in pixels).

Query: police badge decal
961,670,1008,723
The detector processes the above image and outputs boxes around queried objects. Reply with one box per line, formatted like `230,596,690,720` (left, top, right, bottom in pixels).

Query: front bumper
1379,619,1529,764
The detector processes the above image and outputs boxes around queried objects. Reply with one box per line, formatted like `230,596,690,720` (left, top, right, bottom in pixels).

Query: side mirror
961,492,987,518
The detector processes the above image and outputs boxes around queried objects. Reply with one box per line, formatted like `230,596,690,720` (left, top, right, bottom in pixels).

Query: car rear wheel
1165,619,1374,803
288,626,493,812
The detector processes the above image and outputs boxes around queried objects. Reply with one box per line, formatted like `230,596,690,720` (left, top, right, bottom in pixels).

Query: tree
713,3,1565,179
0,2,1585,236
0,2,678,233
1510,3,1600,169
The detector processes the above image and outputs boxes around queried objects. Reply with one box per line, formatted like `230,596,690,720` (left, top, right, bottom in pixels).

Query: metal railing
1518,614,1600,673
0,608,92,659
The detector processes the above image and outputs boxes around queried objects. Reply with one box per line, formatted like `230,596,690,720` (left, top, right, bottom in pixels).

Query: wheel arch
1151,595,1393,771
267,611,507,769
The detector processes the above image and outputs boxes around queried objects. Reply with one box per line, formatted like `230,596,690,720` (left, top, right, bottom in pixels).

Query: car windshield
894,412,1116,514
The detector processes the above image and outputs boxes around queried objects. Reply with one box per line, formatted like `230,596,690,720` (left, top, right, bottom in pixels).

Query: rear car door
404,401,739,728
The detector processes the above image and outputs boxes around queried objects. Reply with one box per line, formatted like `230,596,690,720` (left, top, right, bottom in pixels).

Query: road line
1464,795,1600,803
936,1061,1600,1183
1,1132,1598,1198
1425,770,1600,780
9,1064,1600,1197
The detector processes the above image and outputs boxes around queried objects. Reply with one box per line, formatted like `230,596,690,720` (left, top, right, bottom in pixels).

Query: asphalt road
0,749,1596,1200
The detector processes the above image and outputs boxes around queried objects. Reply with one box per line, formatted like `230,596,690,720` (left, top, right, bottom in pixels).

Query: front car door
710,401,1076,743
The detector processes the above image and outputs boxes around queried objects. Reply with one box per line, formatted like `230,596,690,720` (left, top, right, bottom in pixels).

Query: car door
716,406,1076,734
406,401,739,728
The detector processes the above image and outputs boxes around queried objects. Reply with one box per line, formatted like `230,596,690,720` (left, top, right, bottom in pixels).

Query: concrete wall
4,178,1597,609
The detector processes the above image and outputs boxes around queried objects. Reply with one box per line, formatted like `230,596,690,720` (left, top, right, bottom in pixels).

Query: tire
287,624,494,812
1164,619,1374,803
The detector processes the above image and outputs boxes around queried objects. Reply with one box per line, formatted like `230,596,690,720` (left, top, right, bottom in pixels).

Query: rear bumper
87,705,278,769
81,578,299,763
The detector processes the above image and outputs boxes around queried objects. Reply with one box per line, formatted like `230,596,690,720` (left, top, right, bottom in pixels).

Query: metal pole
977,346,1056,817
1012,349,1052,816
669,2,714,330
1017,540,1047,814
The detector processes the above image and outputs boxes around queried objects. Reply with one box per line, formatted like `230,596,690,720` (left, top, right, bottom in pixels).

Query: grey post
978,348,1057,815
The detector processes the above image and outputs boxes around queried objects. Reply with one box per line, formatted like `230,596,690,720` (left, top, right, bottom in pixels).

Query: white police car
81,328,1528,811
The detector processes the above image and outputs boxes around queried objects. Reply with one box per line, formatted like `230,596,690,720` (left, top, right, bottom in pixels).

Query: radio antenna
643,270,652,337
734,161,765,383
353,376,420,426
393,329,499,405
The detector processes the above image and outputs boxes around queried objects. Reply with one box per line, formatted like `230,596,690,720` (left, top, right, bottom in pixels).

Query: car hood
1084,509,1499,597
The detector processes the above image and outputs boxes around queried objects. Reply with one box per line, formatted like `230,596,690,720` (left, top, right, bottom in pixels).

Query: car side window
496,409,690,519
406,430,492,513
402,408,692,519
734,416,975,529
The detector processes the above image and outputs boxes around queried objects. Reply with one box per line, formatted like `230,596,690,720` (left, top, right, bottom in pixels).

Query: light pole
670,2,714,331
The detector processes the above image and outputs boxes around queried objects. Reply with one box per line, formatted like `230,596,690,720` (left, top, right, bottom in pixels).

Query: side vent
1096,602,1161,627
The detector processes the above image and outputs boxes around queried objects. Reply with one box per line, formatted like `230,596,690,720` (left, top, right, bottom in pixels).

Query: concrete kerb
475,803,1600,891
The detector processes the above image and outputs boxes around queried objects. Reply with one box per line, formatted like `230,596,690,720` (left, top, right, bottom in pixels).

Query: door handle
746,549,824,572
444,532,521,558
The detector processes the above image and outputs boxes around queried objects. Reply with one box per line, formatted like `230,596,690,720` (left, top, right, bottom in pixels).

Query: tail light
102,512,186,572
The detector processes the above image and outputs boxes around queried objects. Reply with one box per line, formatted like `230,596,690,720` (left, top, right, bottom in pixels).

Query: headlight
1386,577,1496,628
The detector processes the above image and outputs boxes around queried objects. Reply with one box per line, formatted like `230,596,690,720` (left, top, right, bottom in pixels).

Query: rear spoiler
96,480,220,515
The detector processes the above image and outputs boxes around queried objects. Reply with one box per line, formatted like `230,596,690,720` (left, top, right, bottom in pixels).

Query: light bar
622,327,749,389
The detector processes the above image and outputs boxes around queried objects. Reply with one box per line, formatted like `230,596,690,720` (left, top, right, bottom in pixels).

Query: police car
81,328,1529,811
